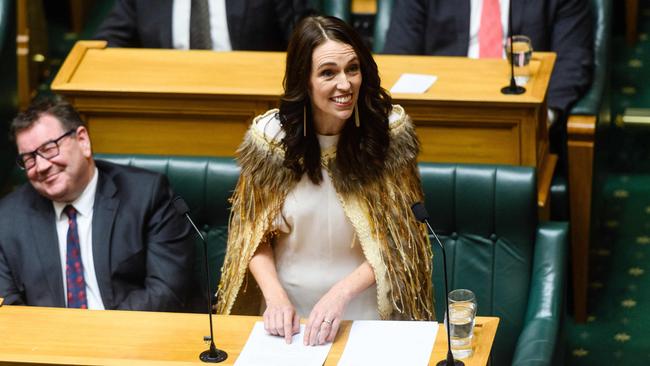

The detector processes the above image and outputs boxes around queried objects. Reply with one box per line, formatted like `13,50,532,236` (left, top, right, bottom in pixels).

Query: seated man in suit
0,98,194,311
383,0,594,153
94,0,308,51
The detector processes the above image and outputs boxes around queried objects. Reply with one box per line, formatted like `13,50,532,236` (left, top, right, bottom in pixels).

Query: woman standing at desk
216,16,434,346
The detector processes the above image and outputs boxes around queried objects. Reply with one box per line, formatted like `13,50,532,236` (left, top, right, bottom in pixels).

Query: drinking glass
505,35,533,86
446,289,477,359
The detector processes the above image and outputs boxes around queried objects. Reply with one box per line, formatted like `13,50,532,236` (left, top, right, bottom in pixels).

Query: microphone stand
411,203,464,366
501,0,526,95
173,197,228,363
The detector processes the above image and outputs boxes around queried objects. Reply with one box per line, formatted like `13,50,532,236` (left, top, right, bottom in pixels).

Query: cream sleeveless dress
271,133,380,320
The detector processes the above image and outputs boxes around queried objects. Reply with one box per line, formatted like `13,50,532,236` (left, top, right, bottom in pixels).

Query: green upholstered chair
3,157,568,364
311,0,351,22
372,0,393,53
0,0,10,52
94,155,240,311
420,164,568,366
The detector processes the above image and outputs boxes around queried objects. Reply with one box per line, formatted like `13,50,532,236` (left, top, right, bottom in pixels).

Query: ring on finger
322,319,333,325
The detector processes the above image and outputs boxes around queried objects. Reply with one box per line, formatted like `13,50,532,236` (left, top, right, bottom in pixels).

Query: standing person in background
383,0,593,154
0,97,194,311
216,15,434,346
95,0,311,51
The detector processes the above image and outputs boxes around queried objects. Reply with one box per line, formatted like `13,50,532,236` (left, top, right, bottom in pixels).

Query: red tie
479,0,503,58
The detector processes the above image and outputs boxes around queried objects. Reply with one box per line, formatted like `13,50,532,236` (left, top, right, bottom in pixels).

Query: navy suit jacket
383,0,594,116
94,0,302,51
0,160,194,311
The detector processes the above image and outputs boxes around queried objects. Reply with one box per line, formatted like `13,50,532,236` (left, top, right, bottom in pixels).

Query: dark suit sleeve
273,0,308,44
383,0,427,54
0,243,24,305
115,175,193,311
94,0,141,47
547,0,594,115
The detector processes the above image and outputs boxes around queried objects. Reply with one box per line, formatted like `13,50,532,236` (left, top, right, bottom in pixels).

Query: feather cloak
216,105,434,320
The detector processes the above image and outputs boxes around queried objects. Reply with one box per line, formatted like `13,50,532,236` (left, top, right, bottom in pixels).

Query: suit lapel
92,167,119,309
226,0,244,50
28,193,65,306
454,0,471,55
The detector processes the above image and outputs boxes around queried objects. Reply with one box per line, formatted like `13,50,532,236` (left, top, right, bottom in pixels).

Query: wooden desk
0,306,499,365
51,41,556,215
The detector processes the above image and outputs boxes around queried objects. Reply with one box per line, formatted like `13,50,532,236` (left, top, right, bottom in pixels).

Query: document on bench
390,73,438,94
234,321,333,366
337,320,438,366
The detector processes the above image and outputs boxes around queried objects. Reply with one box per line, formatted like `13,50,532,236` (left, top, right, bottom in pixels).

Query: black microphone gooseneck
173,197,228,363
411,202,464,366
501,0,526,95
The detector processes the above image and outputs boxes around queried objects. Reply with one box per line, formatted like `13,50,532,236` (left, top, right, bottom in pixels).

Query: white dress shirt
468,0,510,59
172,0,232,51
53,167,105,310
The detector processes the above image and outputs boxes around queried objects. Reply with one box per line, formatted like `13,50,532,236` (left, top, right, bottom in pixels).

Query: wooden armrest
566,114,596,322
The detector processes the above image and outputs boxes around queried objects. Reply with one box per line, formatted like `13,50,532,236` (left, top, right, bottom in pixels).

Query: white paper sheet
337,321,438,366
390,73,438,94
234,321,333,366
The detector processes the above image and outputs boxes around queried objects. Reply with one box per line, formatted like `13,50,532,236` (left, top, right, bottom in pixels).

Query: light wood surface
567,114,596,322
0,305,499,366
51,41,556,214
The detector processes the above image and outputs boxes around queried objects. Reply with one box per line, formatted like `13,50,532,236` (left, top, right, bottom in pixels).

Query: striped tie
479,0,503,58
65,205,88,309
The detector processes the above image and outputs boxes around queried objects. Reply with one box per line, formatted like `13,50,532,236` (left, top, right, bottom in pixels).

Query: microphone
173,196,228,363
501,0,526,95
411,202,464,366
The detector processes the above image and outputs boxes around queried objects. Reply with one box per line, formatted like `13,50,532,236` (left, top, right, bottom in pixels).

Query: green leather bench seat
2,156,568,365
421,164,568,366
94,155,240,309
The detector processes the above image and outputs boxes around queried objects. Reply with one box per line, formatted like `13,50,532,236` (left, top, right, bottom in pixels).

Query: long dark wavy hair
279,15,393,185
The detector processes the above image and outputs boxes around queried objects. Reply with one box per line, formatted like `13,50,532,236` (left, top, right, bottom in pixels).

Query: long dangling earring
354,104,360,128
303,105,307,137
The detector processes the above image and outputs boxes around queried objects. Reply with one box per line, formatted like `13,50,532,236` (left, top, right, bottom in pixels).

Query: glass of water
505,35,533,86
446,289,477,359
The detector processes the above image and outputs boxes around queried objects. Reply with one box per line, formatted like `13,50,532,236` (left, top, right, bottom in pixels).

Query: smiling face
15,114,94,203
308,39,362,135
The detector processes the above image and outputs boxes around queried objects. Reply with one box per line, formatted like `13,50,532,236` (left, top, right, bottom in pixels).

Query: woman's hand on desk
249,240,300,344
304,261,376,346
304,285,349,346
262,294,300,344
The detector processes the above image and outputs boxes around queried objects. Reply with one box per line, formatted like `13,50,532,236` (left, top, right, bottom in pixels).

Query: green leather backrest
372,0,393,53
570,0,611,115
92,155,240,300
4,155,538,361
319,0,351,22
420,163,537,366
0,0,10,52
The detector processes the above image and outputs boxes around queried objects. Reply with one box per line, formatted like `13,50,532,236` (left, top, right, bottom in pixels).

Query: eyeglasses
16,129,77,170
